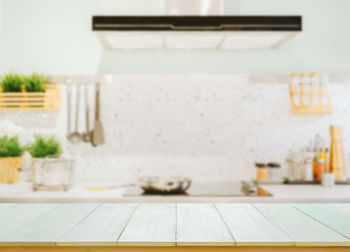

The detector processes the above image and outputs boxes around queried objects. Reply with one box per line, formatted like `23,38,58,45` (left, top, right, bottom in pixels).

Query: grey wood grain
216,204,293,246
177,204,234,246
0,203,348,248
254,204,350,246
294,204,350,239
332,204,350,215
1,204,99,246
0,204,14,213
118,204,176,246
57,204,137,246
0,204,60,240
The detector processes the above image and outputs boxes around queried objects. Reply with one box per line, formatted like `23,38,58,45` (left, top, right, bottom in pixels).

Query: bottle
304,141,315,181
329,126,346,181
286,151,301,181
321,149,334,187
304,159,313,181
325,148,329,171
313,134,322,179
319,147,328,170
316,159,325,181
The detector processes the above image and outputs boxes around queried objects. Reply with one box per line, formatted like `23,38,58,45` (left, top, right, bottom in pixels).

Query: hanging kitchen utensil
83,84,91,142
91,82,104,147
67,84,82,144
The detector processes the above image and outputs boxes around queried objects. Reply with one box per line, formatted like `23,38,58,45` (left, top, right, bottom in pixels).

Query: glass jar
267,162,282,182
32,158,75,191
256,163,268,181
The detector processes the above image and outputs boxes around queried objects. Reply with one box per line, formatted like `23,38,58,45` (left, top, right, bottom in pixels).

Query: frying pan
139,176,191,194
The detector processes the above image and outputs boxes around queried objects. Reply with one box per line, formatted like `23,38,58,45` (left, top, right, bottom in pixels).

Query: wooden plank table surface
0,203,349,251
177,203,234,246
118,204,176,246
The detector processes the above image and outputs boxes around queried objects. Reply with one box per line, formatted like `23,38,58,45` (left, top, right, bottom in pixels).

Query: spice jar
256,163,268,181
315,159,325,182
267,162,282,182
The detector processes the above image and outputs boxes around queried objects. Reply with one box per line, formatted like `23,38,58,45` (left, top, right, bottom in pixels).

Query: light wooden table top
0,203,349,247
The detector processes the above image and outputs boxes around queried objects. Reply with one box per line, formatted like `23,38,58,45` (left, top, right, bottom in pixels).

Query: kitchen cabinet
0,203,350,251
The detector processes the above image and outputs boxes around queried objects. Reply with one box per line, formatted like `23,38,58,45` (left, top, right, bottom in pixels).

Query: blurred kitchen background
0,0,350,202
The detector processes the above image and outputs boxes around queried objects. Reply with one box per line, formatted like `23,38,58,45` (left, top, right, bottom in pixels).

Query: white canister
322,173,335,187
267,163,282,183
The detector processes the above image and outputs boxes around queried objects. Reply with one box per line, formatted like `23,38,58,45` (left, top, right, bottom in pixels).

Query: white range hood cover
93,16,302,50
96,31,296,50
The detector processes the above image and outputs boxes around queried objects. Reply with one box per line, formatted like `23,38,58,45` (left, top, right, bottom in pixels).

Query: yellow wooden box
0,84,61,110
0,157,22,183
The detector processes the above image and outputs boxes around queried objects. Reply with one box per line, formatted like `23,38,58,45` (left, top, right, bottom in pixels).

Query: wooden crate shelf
0,84,61,110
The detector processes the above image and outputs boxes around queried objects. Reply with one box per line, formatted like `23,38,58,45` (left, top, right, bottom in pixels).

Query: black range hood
93,16,302,31
92,15,302,50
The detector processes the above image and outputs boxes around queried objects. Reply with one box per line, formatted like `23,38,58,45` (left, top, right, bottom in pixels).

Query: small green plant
24,73,46,92
1,73,24,92
27,135,62,158
0,136,23,157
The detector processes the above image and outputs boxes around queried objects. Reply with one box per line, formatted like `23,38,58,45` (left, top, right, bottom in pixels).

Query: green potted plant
0,73,58,110
0,73,24,92
0,73,24,108
27,134,62,159
23,73,46,92
0,135,24,183
23,73,47,108
26,135,72,191
27,134,62,181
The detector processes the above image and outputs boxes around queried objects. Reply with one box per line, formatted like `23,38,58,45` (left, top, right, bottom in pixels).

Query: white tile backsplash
2,74,350,185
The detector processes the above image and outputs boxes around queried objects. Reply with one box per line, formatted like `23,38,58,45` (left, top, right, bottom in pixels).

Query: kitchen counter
1,183,350,203
0,203,349,251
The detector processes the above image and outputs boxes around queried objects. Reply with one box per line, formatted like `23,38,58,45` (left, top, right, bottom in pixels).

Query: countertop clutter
1,183,350,203
0,203,349,251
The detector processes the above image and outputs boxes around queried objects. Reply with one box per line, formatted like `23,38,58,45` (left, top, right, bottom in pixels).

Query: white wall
93,0,165,15
4,74,350,184
0,0,166,75
1,0,350,74
1,0,102,75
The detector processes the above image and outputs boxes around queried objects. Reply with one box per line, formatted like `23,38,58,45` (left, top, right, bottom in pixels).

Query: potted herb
23,73,47,108
0,135,23,183
27,134,62,159
27,134,62,181
0,73,58,110
0,73,24,92
0,73,24,108
27,135,72,191
23,73,46,92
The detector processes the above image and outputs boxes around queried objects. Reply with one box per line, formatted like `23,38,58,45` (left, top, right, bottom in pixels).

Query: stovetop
123,182,272,197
